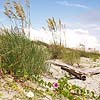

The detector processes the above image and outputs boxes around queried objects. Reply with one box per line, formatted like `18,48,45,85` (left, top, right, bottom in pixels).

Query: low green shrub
49,44,100,66
0,29,50,79
49,44,65,59
61,49,80,65
79,51,100,61
49,45,80,65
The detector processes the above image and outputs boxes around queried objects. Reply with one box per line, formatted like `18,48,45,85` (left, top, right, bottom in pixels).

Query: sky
0,0,100,50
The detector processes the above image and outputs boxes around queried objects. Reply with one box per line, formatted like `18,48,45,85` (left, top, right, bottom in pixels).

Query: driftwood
46,60,100,81
82,67,100,76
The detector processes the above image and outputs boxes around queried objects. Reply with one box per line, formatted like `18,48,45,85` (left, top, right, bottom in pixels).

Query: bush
49,44,100,66
79,51,100,61
49,45,80,65
61,49,80,65
0,29,50,79
49,44,65,59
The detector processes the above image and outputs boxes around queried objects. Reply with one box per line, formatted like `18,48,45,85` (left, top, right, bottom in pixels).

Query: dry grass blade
13,1,25,20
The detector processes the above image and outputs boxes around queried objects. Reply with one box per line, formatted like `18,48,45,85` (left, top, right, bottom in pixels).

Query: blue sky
30,0,100,28
0,0,100,50
31,0,100,50
0,0,100,28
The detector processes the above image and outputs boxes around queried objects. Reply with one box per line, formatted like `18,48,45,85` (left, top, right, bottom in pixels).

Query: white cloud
25,28,53,44
64,22,100,40
25,28,100,50
64,29,99,49
73,29,89,34
56,1,88,9
78,10,100,24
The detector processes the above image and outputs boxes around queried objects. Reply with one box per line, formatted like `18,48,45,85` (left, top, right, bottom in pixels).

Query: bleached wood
46,60,100,81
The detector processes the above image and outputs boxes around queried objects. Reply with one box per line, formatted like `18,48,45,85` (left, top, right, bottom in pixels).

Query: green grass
0,29,100,100
0,29,50,79
48,44,100,65
0,28,100,79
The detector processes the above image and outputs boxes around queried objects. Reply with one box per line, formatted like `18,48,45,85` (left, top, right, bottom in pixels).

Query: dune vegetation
0,0,100,100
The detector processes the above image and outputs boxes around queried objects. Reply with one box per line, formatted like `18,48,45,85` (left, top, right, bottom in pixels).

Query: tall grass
61,49,80,66
0,29,50,79
48,44,100,66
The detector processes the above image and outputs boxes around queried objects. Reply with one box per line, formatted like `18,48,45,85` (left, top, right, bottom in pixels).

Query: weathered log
47,60,86,80
61,67,86,81
82,67,100,76
46,60,100,81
